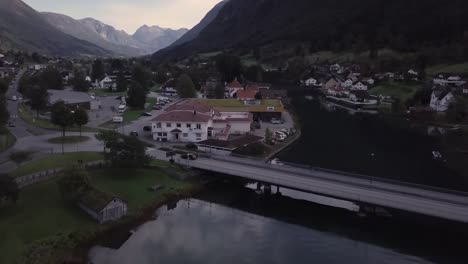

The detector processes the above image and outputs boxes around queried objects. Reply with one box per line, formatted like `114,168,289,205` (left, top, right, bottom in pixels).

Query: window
177,123,181,128
196,124,202,129
157,132,162,136
162,132,168,136
157,123,161,128
166,123,172,128
183,133,188,138
196,133,202,138
186,124,192,128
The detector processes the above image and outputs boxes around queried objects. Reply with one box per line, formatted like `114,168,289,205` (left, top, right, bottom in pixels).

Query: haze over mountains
42,12,188,57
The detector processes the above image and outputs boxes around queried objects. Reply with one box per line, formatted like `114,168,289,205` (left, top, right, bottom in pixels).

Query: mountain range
154,0,468,62
41,12,188,57
0,0,110,56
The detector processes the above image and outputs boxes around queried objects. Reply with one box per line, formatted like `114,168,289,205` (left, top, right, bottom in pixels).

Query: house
226,78,244,97
433,75,466,87
408,69,419,76
305,78,319,87
78,189,128,224
430,89,455,112
48,89,101,110
363,78,375,85
323,78,339,90
99,76,114,89
349,90,370,102
327,86,349,97
342,79,354,88
196,134,263,155
330,64,341,72
352,81,368,91
237,90,258,101
151,100,253,142
0,54,4,58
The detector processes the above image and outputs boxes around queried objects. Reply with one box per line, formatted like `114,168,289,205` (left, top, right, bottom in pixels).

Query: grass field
0,167,192,263
47,136,90,145
370,83,422,103
0,128,16,152
18,104,98,132
427,62,468,76
10,152,103,178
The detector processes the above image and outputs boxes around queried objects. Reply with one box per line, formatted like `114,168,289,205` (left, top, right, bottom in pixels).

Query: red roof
152,111,211,123
227,78,243,89
237,90,257,100
245,84,260,92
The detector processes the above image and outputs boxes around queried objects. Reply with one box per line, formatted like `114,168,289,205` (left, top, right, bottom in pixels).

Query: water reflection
90,199,433,264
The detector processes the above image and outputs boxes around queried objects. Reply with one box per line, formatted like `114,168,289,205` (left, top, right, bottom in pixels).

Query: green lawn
123,109,143,123
370,83,422,103
18,103,98,132
10,152,103,178
0,167,193,263
427,62,468,76
0,128,16,152
47,136,90,145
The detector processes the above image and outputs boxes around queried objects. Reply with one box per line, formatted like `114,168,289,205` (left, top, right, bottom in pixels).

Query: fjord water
89,185,467,264
278,96,468,191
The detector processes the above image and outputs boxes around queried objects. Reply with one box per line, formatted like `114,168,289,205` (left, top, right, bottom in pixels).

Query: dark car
180,153,198,160
141,112,152,117
143,126,152,132
130,131,139,137
153,105,163,110
8,122,16,127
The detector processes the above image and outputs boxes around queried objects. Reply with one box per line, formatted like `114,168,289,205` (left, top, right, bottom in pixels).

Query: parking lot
253,111,295,140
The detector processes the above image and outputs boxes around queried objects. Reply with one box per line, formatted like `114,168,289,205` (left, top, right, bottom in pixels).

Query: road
175,155,468,223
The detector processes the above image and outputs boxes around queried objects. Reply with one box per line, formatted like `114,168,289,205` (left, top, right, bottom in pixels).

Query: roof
197,134,263,150
237,90,257,99
48,89,97,105
165,99,213,113
153,111,212,123
79,189,123,213
245,84,260,92
198,99,284,113
226,78,243,89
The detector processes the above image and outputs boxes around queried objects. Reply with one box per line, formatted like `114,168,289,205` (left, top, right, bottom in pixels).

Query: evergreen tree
176,74,196,98
127,82,147,108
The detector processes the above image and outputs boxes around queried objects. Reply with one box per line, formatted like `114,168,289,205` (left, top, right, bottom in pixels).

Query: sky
23,0,221,34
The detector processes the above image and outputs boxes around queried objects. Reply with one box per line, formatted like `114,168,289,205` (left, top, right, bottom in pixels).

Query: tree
126,82,147,109
115,71,127,92
132,64,152,90
57,168,91,202
265,128,273,145
0,174,19,207
72,70,90,92
95,131,151,168
91,59,105,82
40,67,63,90
73,108,89,137
9,151,31,170
0,79,8,94
0,94,8,128
28,85,48,117
51,101,75,139
216,53,242,83
176,74,196,98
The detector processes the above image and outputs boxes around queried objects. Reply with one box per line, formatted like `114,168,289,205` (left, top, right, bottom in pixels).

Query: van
118,105,126,113
113,116,123,123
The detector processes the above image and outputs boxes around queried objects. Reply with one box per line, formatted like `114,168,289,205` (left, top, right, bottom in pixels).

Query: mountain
42,12,188,56
171,0,228,47
42,13,143,56
132,25,188,53
153,0,468,62
0,0,110,56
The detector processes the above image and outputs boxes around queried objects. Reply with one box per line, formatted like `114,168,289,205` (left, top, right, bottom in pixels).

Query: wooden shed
78,189,128,224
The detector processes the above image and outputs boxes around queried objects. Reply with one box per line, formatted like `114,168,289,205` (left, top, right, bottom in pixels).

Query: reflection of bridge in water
175,154,468,223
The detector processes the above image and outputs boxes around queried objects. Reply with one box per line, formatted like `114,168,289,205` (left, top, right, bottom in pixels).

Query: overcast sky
23,0,221,34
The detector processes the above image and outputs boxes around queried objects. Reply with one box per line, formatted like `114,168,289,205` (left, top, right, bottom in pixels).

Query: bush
185,143,198,150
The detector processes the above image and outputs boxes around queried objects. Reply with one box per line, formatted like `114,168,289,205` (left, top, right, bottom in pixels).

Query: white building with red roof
151,100,252,142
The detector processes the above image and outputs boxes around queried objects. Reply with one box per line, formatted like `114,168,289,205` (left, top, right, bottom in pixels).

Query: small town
1,1,468,264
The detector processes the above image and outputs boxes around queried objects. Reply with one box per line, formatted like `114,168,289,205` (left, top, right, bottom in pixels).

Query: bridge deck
175,155,468,223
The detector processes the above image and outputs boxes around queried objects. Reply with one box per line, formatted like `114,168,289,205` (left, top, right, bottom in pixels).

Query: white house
430,90,455,112
433,75,466,87
78,190,128,224
151,100,252,142
342,79,354,88
305,78,319,87
330,64,341,72
408,69,419,76
352,81,368,91
0,54,4,58
363,78,375,85
99,76,114,89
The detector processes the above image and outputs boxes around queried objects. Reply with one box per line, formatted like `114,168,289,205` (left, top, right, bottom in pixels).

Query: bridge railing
197,153,468,198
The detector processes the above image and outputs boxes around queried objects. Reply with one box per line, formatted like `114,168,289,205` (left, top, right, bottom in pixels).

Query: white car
113,116,123,123
271,118,281,124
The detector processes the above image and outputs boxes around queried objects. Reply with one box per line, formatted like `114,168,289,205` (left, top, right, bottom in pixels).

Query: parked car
271,118,281,124
181,153,198,160
252,122,261,129
141,112,152,117
130,131,139,137
153,105,163,110
143,126,152,132
8,122,16,127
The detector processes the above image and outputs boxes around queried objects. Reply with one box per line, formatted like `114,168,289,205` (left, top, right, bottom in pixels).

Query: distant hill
0,0,110,56
153,0,468,62
42,12,188,57
170,0,228,47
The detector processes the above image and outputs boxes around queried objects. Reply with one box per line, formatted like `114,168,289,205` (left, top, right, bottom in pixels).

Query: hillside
132,25,188,53
0,0,110,56
153,0,468,63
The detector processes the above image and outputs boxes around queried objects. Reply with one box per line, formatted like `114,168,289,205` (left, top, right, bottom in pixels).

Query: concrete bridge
175,154,468,224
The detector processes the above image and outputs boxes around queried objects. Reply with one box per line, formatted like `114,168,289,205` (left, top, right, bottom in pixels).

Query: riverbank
0,164,201,264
